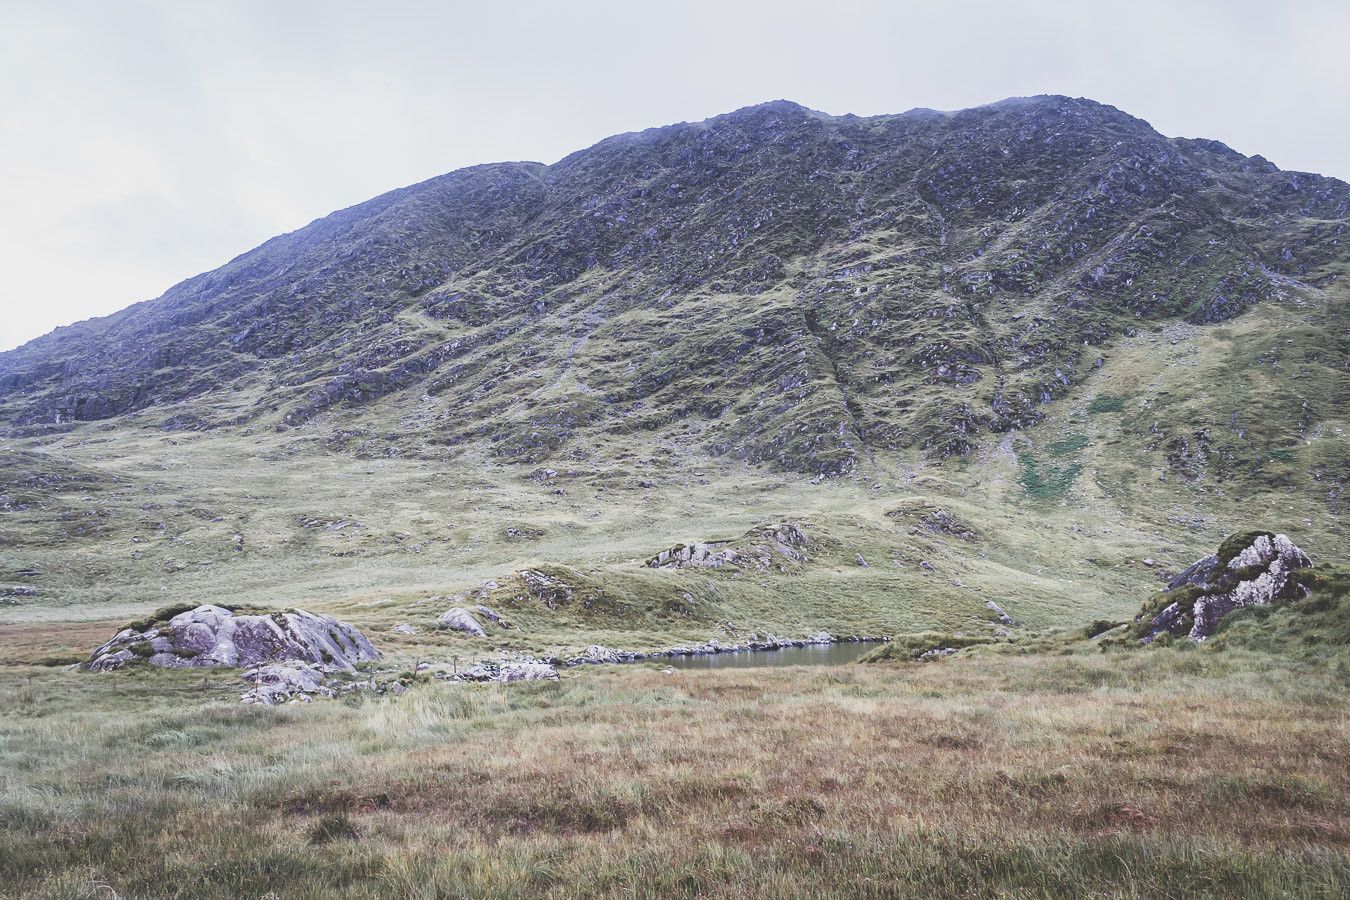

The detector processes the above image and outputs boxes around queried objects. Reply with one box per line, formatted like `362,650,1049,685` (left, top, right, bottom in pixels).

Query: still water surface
633,641,879,670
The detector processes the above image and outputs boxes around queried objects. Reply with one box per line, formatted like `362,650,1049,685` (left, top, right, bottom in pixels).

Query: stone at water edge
84,604,380,672
1141,532,1312,641
437,607,487,637
578,645,623,663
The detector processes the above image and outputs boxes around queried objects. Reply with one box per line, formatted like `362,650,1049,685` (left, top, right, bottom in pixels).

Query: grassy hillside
2,274,1344,663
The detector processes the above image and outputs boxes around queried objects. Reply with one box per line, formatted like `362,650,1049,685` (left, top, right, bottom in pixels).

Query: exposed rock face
648,539,738,569
84,604,380,672
516,570,574,608
1139,532,1312,641
1,97,1345,481
437,607,487,637
647,522,810,571
887,505,979,540
1165,556,1222,591
917,509,979,541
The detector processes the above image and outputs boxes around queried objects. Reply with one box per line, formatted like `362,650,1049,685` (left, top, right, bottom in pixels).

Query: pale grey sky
1,0,1346,351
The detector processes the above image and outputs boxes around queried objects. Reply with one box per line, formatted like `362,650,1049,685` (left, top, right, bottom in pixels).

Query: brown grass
0,620,120,666
1,647,1346,897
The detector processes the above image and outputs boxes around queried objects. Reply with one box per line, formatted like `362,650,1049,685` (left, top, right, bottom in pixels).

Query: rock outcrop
887,504,979,540
240,662,334,704
574,645,623,664
451,659,560,683
5,97,1341,480
84,604,380,672
1137,531,1312,641
646,522,810,571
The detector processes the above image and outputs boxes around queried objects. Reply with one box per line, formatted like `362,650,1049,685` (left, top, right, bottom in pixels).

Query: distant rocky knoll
84,604,380,672
646,522,811,571
1134,531,1313,641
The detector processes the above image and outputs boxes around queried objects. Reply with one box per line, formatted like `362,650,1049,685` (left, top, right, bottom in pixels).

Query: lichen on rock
84,604,380,672
646,522,810,571
1135,532,1312,641
437,607,487,637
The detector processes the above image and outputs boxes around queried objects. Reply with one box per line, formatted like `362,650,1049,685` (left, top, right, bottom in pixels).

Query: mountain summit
1,96,1346,479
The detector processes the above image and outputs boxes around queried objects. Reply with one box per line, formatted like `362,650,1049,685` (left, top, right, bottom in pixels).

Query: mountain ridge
2,95,1346,483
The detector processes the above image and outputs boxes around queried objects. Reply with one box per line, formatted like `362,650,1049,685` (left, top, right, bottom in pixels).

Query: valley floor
1,290,1346,897
1,644,1346,899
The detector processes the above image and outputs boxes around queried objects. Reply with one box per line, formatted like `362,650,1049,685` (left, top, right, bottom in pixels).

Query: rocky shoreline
556,632,891,667
82,605,890,702
424,632,892,688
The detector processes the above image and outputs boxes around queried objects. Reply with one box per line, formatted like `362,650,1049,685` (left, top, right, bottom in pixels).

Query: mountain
4,94,1348,900
0,95,1345,634
3,96,1345,472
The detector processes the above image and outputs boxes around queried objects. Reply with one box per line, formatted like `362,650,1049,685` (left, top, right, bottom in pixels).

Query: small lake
638,641,879,670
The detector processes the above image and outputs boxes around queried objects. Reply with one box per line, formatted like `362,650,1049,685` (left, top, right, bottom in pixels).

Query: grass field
2,639,1346,899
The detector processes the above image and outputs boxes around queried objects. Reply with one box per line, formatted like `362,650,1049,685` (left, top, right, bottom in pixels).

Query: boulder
85,604,380,672
471,604,509,627
575,645,623,664
392,623,417,635
437,607,487,637
498,661,560,682
454,659,560,682
241,662,333,705
985,600,1021,627
1139,532,1312,641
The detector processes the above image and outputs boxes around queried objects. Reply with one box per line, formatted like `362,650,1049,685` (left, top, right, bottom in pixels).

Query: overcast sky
1,0,1346,351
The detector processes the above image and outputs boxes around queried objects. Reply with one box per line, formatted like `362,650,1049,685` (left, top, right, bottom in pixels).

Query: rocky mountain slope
2,96,1345,478
0,96,1346,640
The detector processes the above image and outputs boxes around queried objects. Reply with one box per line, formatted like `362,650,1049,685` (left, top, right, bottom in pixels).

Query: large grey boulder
1139,532,1312,641
437,607,487,637
84,604,380,672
